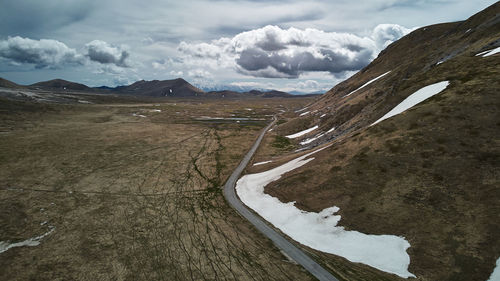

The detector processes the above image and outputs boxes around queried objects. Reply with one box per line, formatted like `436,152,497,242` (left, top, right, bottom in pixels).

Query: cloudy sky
0,0,496,93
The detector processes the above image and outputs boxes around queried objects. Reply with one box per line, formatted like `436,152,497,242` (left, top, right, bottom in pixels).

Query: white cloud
177,24,411,79
85,40,130,67
169,70,183,76
0,36,83,68
188,69,212,79
372,24,414,50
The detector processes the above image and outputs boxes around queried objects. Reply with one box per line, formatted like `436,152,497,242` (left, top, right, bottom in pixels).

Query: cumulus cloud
372,24,413,50
169,70,184,76
85,40,130,67
188,69,212,79
177,24,410,79
0,36,83,68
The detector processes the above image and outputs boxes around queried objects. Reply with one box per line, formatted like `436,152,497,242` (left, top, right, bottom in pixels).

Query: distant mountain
31,79,92,91
8,77,313,99
201,84,324,96
110,78,205,97
200,84,269,93
205,89,319,98
0,77,24,89
289,90,325,95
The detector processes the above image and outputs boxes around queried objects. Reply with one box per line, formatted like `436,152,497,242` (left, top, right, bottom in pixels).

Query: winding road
223,118,339,281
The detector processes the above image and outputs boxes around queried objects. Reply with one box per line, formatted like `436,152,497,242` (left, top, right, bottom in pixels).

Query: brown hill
0,77,24,89
261,3,499,281
113,78,205,97
31,79,92,91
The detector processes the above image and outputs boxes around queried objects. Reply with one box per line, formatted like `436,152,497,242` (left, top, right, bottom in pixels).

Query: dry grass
0,95,317,281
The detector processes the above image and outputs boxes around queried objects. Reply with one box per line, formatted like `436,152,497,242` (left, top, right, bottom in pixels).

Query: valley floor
0,92,317,281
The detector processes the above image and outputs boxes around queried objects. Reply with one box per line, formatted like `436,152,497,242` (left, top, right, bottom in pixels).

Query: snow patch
344,71,391,98
488,258,500,281
285,125,318,139
295,107,308,113
299,111,310,116
253,160,272,166
371,81,449,126
320,114,326,118
236,146,415,278
132,113,147,118
300,133,324,145
0,227,55,254
326,127,336,133
481,47,500,57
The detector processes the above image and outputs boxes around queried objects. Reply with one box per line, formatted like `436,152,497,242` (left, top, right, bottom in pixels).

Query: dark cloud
0,36,84,69
85,40,130,67
236,47,372,78
179,24,411,79
0,0,94,37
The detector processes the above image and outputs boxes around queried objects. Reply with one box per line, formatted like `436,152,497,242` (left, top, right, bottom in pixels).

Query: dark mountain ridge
0,77,317,98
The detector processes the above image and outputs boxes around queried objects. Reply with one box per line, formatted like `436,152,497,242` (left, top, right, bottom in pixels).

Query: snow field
371,81,449,126
236,146,415,278
476,47,500,57
344,71,391,98
285,125,318,139
253,160,272,166
0,227,55,254
487,258,500,281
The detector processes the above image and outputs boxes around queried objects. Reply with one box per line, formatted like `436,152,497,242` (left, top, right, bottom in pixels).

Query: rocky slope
263,3,499,280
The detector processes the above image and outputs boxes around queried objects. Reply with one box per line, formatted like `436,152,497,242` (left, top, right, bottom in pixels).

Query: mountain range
0,77,319,99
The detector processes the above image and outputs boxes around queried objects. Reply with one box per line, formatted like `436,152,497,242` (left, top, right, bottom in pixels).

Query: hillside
252,3,500,281
30,79,93,91
0,78,24,89
110,78,205,97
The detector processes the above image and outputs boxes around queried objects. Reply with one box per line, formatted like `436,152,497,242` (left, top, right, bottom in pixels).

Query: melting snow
481,47,500,57
236,146,415,278
344,71,391,98
299,111,310,116
0,227,55,254
285,125,318,139
371,81,449,126
327,127,336,133
488,258,500,281
132,113,147,118
295,107,308,113
300,133,324,145
476,50,492,56
253,160,272,166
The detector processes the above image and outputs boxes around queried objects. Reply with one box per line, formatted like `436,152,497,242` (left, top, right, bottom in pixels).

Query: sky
0,0,496,93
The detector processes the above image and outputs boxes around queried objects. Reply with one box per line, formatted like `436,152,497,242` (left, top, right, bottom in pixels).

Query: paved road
223,118,339,281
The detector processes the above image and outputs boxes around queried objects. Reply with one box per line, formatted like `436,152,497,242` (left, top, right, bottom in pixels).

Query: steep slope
31,79,92,91
0,77,24,89
255,3,500,281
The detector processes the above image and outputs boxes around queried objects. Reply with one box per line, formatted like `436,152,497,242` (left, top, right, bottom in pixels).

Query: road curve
223,118,339,281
